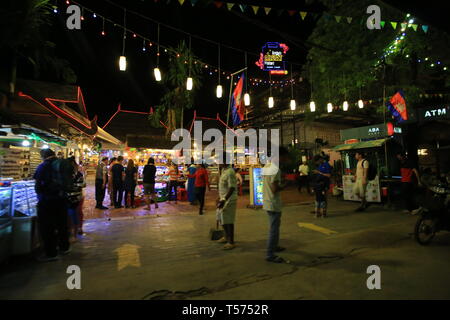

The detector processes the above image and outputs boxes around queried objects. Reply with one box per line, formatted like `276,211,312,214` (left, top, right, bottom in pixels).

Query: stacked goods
0,148,27,180
29,148,41,177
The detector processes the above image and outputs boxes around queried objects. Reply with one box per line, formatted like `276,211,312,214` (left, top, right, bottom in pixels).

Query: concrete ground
1,187,450,300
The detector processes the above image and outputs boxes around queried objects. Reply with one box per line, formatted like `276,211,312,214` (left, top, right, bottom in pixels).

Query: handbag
209,221,224,241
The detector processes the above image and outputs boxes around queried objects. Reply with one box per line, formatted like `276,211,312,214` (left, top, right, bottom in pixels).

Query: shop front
333,123,403,203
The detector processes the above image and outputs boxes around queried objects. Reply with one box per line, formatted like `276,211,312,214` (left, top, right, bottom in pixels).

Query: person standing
167,162,179,204
111,156,125,208
217,162,238,250
311,155,332,217
143,158,158,211
95,157,109,210
353,152,369,212
34,149,71,261
235,167,243,196
263,147,290,263
298,161,310,193
107,157,117,206
187,162,197,205
397,153,422,215
124,159,138,208
67,157,86,239
189,163,210,215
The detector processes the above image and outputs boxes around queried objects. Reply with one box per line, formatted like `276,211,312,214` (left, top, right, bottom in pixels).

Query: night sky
24,0,449,126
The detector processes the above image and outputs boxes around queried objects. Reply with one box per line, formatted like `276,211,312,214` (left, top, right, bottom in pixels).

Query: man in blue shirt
311,155,332,217
34,149,71,261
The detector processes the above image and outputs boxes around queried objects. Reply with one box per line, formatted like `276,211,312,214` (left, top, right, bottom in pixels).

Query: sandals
223,243,236,250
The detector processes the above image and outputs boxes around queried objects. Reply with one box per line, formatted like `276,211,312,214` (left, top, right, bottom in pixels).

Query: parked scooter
414,179,450,245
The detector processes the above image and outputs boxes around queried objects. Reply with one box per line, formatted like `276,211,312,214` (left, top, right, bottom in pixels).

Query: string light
187,36,193,90
154,23,161,81
118,9,127,71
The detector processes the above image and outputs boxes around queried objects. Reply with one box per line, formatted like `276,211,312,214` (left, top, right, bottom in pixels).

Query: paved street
1,190,450,300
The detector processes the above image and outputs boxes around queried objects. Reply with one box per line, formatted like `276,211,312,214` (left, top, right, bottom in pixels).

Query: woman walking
188,163,210,215
217,163,238,250
124,159,138,208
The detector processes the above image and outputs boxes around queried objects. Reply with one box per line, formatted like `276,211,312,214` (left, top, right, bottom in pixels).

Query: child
312,173,328,218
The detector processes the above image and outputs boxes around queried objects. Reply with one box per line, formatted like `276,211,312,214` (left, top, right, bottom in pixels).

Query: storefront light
42,144,49,149
22,140,31,147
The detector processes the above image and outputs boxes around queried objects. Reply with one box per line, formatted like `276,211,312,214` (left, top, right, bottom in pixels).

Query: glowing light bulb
358,99,364,109
268,97,274,108
327,103,333,113
119,56,127,71
290,99,296,110
244,93,250,106
309,101,316,112
343,101,349,111
154,67,161,81
216,85,223,98
186,77,193,90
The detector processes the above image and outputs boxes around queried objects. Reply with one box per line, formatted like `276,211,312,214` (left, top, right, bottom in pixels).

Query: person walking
124,159,138,208
143,157,158,211
298,161,310,193
397,153,422,215
107,157,117,206
217,162,238,250
167,162,179,204
95,157,109,210
187,162,197,205
353,152,369,212
262,146,290,263
34,149,71,261
188,163,210,215
111,156,125,208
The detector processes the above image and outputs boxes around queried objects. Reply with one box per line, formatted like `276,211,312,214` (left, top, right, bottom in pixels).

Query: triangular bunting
391,21,397,29
346,16,352,23
190,0,198,6
264,7,271,15
239,4,246,12
178,0,185,5
226,3,234,10
335,15,341,23
380,21,385,28
411,24,418,31
252,6,259,15
401,23,407,30
300,11,307,20
288,10,296,16
422,25,429,33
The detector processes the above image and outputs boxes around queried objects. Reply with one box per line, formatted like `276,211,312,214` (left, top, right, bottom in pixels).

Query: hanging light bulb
358,99,364,109
327,102,333,113
343,101,349,111
186,77,193,91
22,140,31,147
268,97,274,108
119,56,127,71
216,85,223,98
154,67,161,81
290,99,296,110
309,101,316,112
244,93,250,106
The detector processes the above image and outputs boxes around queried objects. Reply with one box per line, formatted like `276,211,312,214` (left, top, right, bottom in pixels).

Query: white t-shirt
356,159,369,181
262,163,282,212
299,164,309,176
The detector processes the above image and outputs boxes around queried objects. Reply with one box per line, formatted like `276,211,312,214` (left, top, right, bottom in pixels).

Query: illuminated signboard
255,42,289,72
418,106,450,121
251,167,264,206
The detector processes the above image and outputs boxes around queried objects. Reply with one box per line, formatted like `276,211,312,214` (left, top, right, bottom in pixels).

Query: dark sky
40,0,449,126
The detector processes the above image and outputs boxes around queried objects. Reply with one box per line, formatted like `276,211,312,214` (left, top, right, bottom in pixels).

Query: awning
333,138,388,151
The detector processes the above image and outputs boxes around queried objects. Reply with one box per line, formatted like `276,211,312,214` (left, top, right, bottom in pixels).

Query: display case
0,186,13,263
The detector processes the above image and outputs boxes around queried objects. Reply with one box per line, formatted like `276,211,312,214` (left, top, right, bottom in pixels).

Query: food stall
333,123,403,203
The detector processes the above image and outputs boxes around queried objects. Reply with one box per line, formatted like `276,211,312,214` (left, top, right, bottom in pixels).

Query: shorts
315,201,327,209
353,180,367,198
143,183,155,195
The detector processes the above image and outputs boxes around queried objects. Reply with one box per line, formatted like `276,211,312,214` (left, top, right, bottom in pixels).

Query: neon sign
256,42,289,71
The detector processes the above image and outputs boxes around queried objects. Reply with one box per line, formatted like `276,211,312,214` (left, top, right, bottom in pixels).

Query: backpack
364,159,377,181
50,158,75,198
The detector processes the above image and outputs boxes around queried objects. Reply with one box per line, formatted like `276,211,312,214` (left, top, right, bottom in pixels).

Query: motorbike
414,180,450,245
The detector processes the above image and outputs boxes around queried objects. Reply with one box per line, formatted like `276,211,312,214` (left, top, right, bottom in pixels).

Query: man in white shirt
262,146,290,263
353,152,369,212
298,161,310,193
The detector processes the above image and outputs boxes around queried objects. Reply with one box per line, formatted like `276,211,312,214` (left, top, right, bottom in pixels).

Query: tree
151,41,202,135
303,0,450,115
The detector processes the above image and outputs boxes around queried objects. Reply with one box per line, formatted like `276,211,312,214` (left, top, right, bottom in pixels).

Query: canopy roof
333,138,388,151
